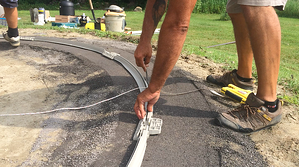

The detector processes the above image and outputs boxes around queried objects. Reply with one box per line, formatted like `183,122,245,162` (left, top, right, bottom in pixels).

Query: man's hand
134,41,152,72
134,88,160,119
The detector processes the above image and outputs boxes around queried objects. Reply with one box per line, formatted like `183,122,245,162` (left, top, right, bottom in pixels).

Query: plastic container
38,7,45,22
105,5,124,13
104,12,126,32
59,0,75,16
34,14,45,25
79,13,87,26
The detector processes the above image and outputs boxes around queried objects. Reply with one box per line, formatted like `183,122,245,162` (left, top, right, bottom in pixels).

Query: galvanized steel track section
1,36,149,167
19,36,148,92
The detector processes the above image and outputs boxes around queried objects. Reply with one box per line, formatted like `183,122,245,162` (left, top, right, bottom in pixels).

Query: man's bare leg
4,7,18,29
3,7,20,46
206,13,255,89
241,6,281,102
229,12,253,79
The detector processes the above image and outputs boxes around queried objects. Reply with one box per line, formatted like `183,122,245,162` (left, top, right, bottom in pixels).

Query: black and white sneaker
3,31,20,47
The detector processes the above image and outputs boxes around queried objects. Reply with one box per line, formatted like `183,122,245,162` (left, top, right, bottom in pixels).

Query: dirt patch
0,33,121,166
1,28,299,167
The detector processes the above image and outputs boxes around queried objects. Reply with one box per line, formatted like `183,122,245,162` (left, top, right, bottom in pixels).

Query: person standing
207,0,287,132
1,0,20,47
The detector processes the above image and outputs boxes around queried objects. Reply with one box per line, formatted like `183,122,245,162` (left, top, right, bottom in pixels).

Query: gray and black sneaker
207,69,255,91
217,93,282,133
3,31,20,47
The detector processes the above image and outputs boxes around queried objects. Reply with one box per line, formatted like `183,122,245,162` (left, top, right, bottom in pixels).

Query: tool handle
89,0,94,10
145,70,149,120
91,10,96,22
224,90,243,103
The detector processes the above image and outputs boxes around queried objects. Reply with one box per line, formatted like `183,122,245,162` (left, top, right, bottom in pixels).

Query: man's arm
134,0,197,119
134,0,168,71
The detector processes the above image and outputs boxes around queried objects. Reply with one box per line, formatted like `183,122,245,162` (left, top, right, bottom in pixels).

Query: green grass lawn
2,10,299,105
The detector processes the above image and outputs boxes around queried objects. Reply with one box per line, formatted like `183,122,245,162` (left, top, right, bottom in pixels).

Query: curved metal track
1,36,151,167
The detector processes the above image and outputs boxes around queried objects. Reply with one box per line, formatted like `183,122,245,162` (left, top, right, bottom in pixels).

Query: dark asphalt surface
0,37,268,167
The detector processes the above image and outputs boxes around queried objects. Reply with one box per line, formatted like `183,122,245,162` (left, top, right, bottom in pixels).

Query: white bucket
34,14,45,25
0,5,4,18
105,15,126,32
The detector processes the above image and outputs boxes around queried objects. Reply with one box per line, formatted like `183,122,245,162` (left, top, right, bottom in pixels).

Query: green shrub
276,0,299,18
18,2,60,10
193,0,202,13
193,0,226,14
220,12,230,21
192,0,299,17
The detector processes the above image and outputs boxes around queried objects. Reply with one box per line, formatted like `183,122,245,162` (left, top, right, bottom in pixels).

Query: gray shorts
0,0,18,8
227,0,287,13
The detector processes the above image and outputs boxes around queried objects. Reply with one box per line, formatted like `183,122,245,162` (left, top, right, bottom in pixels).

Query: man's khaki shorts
227,0,288,13
0,0,18,8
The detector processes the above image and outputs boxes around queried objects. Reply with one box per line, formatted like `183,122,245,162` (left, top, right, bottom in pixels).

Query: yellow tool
85,22,106,31
221,84,252,104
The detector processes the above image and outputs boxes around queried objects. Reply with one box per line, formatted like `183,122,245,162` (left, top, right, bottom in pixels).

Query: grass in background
277,17,299,104
2,9,299,105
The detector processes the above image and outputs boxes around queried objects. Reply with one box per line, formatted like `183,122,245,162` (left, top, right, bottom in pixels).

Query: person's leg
3,7,18,29
1,0,20,46
206,11,255,90
2,6,20,46
241,5,281,102
229,12,253,79
216,5,282,133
